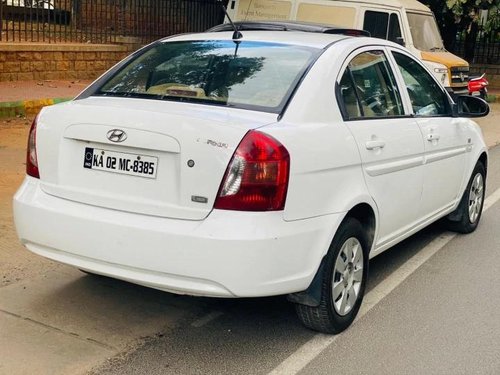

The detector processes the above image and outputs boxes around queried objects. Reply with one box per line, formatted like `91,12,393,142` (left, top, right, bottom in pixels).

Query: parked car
2,0,54,9
13,21,489,333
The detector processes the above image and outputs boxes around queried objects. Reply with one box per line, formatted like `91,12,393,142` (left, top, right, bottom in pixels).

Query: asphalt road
88,144,500,375
1,114,500,375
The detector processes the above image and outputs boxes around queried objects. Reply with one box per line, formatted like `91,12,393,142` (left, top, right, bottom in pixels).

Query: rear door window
338,50,404,119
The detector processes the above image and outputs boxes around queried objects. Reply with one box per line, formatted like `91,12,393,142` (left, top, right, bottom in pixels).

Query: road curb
0,98,72,119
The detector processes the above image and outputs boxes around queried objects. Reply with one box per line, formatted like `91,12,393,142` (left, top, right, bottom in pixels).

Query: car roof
166,30,371,49
161,21,386,49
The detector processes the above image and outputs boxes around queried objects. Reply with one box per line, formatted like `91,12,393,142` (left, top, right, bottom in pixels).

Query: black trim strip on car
343,114,417,121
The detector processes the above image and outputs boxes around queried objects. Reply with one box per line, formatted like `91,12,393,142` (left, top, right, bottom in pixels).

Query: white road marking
268,187,500,375
191,311,224,328
483,186,500,211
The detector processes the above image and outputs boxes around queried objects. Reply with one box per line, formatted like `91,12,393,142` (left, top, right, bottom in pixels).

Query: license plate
83,147,158,179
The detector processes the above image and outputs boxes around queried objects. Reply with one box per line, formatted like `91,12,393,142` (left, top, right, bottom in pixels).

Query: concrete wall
0,43,129,82
471,64,500,89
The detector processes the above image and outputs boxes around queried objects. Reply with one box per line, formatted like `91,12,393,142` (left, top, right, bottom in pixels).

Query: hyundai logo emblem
107,129,127,143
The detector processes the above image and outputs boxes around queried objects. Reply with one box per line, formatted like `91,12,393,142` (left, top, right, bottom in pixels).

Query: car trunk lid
36,97,277,220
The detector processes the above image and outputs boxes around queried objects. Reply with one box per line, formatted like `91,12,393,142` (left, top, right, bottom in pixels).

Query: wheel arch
288,201,378,307
446,152,487,232
478,152,488,176
456,149,489,211
343,203,377,252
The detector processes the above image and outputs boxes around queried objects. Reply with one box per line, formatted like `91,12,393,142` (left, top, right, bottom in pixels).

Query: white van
226,0,470,95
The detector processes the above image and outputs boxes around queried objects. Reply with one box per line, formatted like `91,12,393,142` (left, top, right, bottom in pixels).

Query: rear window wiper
94,91,235,108
95,91,139,98
158,95,234,107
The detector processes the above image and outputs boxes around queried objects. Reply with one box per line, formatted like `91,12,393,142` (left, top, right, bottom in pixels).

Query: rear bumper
13,177,341,297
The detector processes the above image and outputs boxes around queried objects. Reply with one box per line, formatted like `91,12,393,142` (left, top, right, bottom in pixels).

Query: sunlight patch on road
268,187,500,375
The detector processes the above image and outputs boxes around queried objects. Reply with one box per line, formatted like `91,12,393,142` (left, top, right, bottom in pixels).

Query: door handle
365,140,386,150
427,133,441,141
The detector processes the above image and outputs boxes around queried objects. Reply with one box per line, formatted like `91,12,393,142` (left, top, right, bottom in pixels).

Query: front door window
392,52,450,116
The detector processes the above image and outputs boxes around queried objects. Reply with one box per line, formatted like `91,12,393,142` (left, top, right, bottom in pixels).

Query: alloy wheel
468,172,484,224
332,237,364,316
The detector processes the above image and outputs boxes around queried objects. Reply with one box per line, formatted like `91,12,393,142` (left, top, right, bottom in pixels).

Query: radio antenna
217,0,243,40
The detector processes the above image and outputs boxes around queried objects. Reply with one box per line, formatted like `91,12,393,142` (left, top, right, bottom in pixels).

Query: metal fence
449,35,500,65
452,39,500,65
448,21,500,65
0,0,224,44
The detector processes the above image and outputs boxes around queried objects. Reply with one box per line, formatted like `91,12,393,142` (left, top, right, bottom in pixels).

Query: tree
421,0,499,61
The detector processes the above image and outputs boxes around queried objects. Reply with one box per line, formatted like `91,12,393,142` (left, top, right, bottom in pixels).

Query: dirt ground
0,116,63,288
0,80,92,102
0,117,197,374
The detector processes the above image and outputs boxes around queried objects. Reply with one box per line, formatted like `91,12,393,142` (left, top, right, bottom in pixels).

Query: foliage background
421,0,500,61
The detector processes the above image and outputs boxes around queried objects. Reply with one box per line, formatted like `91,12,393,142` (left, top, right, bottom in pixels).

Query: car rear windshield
96,40,320,113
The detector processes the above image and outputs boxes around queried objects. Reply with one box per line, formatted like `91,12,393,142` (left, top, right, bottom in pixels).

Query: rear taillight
214,131,290,211
27,117,39,178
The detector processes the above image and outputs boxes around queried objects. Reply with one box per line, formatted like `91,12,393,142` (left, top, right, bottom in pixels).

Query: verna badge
107,129,127,143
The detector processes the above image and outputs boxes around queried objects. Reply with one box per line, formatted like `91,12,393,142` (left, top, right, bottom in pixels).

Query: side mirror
395,37,406,47
453,95,490,118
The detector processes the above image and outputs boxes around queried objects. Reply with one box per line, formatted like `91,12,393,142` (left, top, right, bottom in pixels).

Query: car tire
445,161,486,234
295,217,369,334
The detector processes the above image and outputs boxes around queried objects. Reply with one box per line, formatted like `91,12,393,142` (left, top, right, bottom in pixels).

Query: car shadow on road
86,222,450,374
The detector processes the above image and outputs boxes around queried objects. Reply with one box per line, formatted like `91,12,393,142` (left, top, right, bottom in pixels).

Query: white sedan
13,21,490,334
